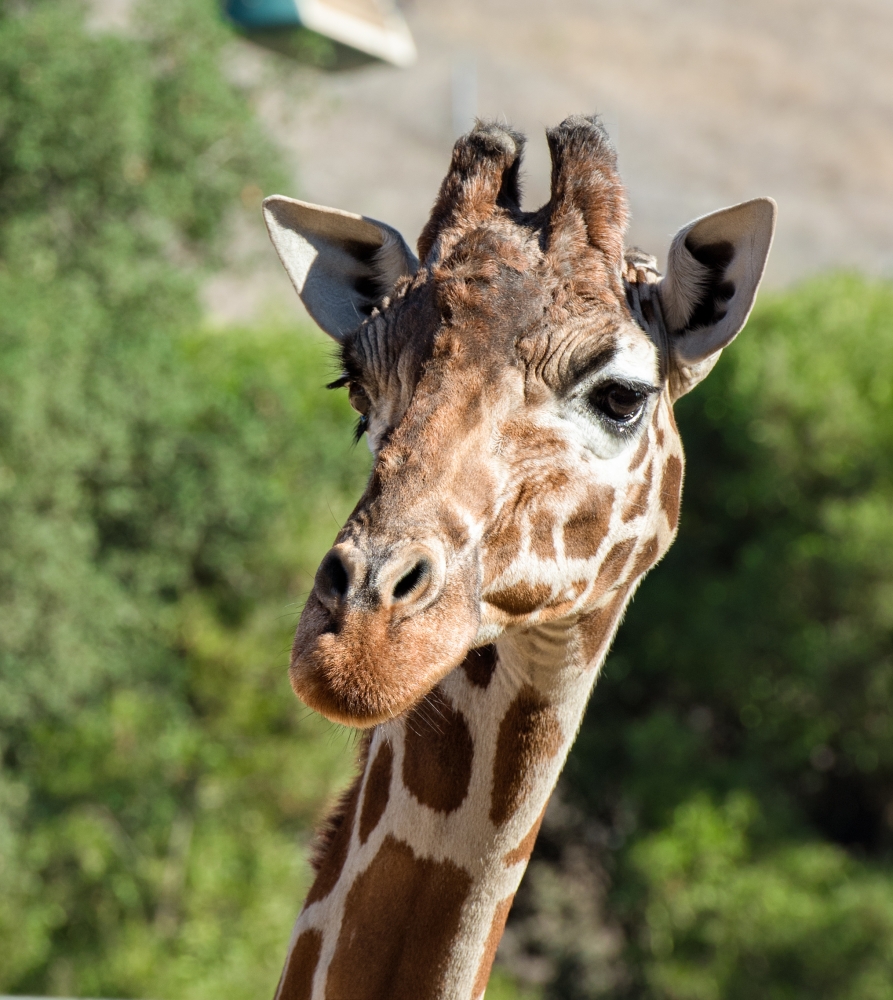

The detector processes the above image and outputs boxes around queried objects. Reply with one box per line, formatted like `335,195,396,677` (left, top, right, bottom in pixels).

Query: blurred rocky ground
204,0,893,325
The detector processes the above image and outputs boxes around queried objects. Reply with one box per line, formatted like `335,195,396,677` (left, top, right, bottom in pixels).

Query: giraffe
262,116,775,1000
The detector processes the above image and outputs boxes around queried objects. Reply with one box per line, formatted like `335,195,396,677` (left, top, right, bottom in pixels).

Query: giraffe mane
309,732,373,872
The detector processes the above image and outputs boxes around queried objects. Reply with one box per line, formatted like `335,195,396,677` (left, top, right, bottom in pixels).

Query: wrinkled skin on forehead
276,116,775,728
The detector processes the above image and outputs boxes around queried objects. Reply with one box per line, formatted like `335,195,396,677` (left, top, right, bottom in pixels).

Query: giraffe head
265,116,775,728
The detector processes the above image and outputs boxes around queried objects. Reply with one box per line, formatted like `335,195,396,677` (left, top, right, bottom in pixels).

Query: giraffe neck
275,612,623,1000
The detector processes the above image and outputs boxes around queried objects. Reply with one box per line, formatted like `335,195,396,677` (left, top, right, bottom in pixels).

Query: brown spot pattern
490,685,564,826
628,431,649,472
621,460,653,522
660,454,683,531
503,804,547,867
483,519,521,587
632,535,661,577
279,929,323,1000
486,581,552,616
471,895,515,999
563,484,615,559
305,778,360,905
595,537,636,593
359,740,393,844
578,537,661,666
530,519,557,561
403,687,474,813
486,470,569,583
578,589,630,663
462,645,498,689
439,505,472,550
665,399,679,433
325,835,473,1000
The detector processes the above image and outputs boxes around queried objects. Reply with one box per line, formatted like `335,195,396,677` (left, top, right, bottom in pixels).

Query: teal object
223,0,417,67
225,0,301,29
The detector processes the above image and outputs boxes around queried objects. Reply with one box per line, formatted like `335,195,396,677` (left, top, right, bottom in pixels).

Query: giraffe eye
348,384,371,416
589,382,648,424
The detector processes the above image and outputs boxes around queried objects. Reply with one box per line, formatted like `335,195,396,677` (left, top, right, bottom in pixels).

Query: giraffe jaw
289,587,480,727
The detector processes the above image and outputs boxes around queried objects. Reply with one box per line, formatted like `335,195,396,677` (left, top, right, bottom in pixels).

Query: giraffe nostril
319,551,350,602
391,559,430,603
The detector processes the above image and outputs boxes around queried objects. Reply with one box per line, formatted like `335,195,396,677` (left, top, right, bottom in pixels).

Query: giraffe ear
660,197,776,397
263,195,419,342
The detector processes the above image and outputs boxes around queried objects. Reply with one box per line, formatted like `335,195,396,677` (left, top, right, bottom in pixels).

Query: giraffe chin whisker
289,589,479,728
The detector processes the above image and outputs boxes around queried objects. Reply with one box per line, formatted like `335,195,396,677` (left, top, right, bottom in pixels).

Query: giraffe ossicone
264,115,775,1000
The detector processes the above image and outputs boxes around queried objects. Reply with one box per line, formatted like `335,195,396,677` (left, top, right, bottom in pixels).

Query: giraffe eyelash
353,414,369,443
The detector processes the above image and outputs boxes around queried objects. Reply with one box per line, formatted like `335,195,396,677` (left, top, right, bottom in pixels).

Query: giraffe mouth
289,576,480,728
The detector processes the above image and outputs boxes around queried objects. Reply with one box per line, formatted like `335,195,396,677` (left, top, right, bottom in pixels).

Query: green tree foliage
632,794,893,1000
0,2,370,996
521,275,893,999
0,0,281,726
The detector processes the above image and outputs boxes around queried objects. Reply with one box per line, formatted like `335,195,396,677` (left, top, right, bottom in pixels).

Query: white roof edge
297,0,417,67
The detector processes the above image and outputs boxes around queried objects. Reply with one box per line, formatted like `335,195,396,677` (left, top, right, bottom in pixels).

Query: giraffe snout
291,536,477,727
314,540,447,617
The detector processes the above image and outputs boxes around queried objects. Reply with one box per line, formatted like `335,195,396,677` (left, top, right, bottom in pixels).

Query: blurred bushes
633,794,893,1000
0,1,369,996
509,276,893,998
0,0,280,726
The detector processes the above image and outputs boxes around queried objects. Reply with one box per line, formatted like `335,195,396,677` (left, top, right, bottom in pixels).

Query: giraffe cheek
577,533,663,665
482,518,522,589
591,538,636,599
621,459,654,522
578,589,631,665
562,484,616,560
